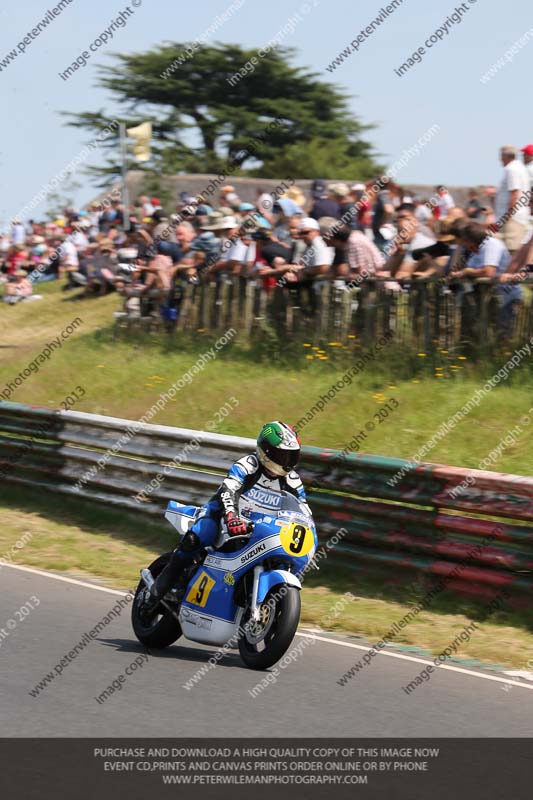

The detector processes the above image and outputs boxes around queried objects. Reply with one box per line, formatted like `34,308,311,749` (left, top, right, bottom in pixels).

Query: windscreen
278,491,311,521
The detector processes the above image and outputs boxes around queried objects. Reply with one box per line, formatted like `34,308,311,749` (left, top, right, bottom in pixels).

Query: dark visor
263,442,300,472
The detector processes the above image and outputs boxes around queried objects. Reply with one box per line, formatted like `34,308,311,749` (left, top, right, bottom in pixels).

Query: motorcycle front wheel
131,553,182,649
238,585,300,670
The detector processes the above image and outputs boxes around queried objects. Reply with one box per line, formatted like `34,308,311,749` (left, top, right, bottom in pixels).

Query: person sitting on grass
84,239,118,296
3,269,41,304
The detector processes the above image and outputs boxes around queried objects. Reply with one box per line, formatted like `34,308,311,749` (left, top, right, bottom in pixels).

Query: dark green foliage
63,43,380,183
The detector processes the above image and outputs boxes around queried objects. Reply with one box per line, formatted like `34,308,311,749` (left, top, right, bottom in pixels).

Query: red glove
226,512,248,536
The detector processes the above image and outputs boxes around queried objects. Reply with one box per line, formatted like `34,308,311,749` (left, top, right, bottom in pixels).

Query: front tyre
131,553,182,649
239,585,301,670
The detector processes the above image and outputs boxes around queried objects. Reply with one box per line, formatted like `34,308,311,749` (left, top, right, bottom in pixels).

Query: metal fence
1,401,532,605
117,277,533,352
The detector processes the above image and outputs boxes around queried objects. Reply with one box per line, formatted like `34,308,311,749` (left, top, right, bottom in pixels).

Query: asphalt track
1,563,532,737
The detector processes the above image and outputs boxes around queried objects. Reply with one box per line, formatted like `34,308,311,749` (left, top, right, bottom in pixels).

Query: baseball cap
299,217,320,232
520,144,533,156
351,183,366,191
311,179,327,198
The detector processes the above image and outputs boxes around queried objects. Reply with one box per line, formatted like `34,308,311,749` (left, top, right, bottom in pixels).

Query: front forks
140,568,181,621
249,565,264,621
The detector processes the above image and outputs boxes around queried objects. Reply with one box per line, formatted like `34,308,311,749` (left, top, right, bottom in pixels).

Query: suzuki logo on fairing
182,608,212,629
246,488,280,507
240,542,266,564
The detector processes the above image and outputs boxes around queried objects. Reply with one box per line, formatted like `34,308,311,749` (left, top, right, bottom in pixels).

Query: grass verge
0,284,532,475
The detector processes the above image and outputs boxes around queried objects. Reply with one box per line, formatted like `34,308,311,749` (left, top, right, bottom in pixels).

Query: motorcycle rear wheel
238,586,300,670
131,553,183,649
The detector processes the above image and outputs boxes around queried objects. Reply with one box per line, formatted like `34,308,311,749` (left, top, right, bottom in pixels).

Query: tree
64,43,380,182
257,137,380,180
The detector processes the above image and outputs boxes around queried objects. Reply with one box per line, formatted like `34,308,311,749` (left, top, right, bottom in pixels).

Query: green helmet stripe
258,422,284,447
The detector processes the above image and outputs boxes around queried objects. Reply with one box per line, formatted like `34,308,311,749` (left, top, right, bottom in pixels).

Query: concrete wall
91,171,476,211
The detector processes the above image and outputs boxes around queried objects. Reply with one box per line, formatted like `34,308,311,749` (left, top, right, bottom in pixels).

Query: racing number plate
185,571,216,607
279,522,314,557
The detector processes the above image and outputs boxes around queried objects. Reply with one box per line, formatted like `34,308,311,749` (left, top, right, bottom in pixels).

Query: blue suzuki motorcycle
132,492,317,670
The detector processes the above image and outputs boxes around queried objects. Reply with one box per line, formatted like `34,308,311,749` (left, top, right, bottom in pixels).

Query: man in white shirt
137,195,154,218
225,235,256,274
296,217,334,278
69,224,89,252
255,188,275,225
436,186,454,219
262,217,334,309
284,217,334,316
59,237,79,275
495,145,531,253
414,197,433,226
11,218,25,245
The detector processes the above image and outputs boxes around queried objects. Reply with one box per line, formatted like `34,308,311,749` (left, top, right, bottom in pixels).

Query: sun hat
199,212,224,230
299,217,320,232
190,232,220,253
328,182,350,198
317,216,339,237
202,214,239,230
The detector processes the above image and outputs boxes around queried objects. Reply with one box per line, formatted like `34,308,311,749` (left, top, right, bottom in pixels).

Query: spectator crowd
1,144,532,333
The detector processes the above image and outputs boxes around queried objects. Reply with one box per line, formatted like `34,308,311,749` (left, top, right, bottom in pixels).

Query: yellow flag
126,122,152,162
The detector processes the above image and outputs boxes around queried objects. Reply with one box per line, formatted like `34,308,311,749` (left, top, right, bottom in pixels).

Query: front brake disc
244,601,276,644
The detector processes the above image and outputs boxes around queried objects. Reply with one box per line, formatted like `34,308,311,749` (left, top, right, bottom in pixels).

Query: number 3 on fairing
280,522,314,557
185,571,215,607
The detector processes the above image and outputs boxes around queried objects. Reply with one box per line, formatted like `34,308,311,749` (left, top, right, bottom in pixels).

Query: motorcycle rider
146,421,309,606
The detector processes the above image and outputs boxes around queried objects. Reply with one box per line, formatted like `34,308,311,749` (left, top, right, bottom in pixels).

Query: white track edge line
295,631,533,691
1,562,131,596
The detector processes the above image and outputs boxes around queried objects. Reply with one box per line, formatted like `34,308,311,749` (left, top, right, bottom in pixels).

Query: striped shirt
347,231,385,278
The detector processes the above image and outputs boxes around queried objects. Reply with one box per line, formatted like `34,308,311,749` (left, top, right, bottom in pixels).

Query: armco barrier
0,401,532,604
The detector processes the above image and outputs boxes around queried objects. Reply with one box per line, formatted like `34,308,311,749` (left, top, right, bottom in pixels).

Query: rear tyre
131,553,182,649
239,585,301,670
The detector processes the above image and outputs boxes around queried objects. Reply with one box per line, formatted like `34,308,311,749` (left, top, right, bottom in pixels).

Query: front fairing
247,507,317,577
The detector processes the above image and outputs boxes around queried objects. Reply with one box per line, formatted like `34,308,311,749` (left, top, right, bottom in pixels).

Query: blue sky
1,0,531,226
